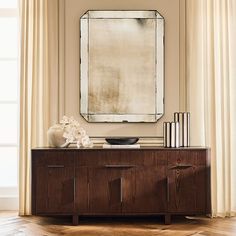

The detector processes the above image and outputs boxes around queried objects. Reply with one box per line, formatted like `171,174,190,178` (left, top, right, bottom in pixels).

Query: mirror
80,10,164,122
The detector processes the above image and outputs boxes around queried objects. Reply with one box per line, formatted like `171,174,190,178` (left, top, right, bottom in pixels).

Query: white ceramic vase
47,124,69,148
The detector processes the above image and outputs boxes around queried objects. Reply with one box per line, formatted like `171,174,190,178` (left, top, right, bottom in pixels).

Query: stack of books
163,112,190,148
102,144,140,148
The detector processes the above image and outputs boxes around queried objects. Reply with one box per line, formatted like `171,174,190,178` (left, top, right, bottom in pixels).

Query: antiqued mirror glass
80,10,164,122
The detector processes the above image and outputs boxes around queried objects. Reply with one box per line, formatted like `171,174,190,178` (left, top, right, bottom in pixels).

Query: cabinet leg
164,214,171,225
72,215,79,225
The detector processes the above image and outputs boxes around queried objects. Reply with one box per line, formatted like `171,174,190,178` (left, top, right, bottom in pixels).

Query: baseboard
0,196,18,210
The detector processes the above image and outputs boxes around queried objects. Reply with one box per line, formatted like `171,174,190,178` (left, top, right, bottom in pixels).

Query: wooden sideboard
31,147,211,225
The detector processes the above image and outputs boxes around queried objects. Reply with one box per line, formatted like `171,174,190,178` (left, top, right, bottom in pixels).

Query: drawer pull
104,164,135,168
166,177,170,202
120,177,123,203
169,164,192,170
47,165,65,168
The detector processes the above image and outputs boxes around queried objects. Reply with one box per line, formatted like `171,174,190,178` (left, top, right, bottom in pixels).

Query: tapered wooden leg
72,215,79,225
165,214,171,225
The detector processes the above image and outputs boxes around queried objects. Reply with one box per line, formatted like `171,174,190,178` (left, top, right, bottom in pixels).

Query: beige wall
61,0,180,137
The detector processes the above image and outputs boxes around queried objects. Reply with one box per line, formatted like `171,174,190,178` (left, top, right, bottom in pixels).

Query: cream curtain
19,0,60,215
186,0,236,216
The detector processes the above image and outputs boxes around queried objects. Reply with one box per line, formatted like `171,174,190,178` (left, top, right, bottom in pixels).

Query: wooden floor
1,212,236,236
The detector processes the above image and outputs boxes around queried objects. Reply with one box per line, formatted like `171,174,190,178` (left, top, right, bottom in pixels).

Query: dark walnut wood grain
167,150,207,213
31,147,211,225
75,166,88,213
88,167,123,213
32,150,75,215
132,151,167,213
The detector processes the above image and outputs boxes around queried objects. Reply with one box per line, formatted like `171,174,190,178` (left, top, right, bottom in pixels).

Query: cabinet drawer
75,150,137,166
32,150,74,167
75,150,167,167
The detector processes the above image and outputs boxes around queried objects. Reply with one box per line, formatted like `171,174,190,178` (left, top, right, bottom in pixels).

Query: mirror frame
80,10,164,122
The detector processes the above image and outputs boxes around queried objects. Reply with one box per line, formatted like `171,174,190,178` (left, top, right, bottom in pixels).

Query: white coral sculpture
60,116,93,148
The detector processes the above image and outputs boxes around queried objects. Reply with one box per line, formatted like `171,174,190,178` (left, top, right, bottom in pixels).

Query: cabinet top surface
32,146,209,151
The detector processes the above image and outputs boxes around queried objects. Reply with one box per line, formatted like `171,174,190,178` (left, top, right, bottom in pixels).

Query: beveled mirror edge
80,10,164,19
80,114,164,123
80,10,165,123
156,17,165,119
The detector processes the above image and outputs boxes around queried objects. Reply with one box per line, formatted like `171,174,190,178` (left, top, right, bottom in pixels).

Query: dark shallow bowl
105,137,139,145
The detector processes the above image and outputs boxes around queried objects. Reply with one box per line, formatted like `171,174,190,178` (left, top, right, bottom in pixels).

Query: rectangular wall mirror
80,10,164,122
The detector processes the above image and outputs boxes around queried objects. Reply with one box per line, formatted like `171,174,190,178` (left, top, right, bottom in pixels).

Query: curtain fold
186,0,236,216
19,0,59,215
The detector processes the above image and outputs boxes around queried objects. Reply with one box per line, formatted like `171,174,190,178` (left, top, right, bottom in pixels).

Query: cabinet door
128,151,167,213
75,167,89,213
88,167,123,213
35,165,74,214
167,150,206,213
130,166,167,213
32,151,75,214
119,167,136,213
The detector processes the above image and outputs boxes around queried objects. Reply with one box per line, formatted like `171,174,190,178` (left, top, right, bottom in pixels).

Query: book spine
171,122,176,148
179,112,183,147
183,112,190,147
175,122,180,148
187,112,190,146
163,122,167,147
174,112,179,122
166,122,171,148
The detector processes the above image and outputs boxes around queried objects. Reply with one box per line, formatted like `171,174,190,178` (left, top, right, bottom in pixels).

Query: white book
163,122,167,147
171,122,176,148
166,122,171,147
174,112,179,123
187,112,190,146
103,144,140,149
179,113,184,147
174,112,183,147
175,122,180,148
183,112,190,147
